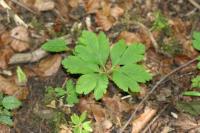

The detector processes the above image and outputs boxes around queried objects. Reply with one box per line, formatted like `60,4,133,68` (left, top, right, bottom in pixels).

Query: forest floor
0,0,200,133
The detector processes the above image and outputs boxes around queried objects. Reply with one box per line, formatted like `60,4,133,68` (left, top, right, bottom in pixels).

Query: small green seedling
0,94,22,126
42,31,152,100
16,66,27,84
55,80,79,105
183,31,200,97
70,112,92,133
151,11,169,31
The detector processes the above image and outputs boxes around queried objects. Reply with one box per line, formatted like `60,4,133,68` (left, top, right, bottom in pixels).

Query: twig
119,57,198,133
0,0,28,27
188,0,200,10
11,0,38,15
142,104,169,133
9,48,48,64
135,22,159,52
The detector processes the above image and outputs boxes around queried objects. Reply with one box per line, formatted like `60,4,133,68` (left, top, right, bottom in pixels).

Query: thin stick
142,105,169,133
11,0,38,14
0,0,28,27
9,48,48,64
136,22,159,52
119,57,198,133
188,0,200,10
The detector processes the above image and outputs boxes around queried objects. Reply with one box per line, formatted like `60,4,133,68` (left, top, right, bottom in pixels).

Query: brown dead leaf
34,0,55,11
95,12,113,31
110,5,124,20
91,104,106,122
55,0,69,21
68,0,83,8
0,124,10,133
117,31,142,45
159,58,173,75
34,54,62,77
10,26,30,52
85,0,100,13
174,55,196,73
59,124,72,133
0,31,12,47
94,120,113,133
0,48,14,69
78,97,107,122
131,106,157,133
173,113,200,132
103,95,133,114
21,0,36,7
0,76,20,97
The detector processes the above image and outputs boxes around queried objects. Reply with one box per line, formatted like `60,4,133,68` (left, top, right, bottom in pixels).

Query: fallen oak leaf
34,0,55,11
0,48,14,69
95,12,113,31
84,0,100,14
34,54,62,77
110,5,124,20
10,26,30,52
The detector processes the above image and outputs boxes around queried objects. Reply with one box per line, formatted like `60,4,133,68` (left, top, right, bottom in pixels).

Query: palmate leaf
62,56,100,74
111,41,151,93
62,31,110,100
76,73,108,100
62,30,151,100
77,31,109,66
110,40,145,66
112,64,151,92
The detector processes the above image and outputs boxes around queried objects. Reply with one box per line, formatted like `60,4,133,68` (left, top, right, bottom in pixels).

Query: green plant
0,94,22,126
42,30,152,100
16,66,27,84
70,112,92,133
183,31,200,97
55,80,79,105
42,38,68,52
151,11,169,31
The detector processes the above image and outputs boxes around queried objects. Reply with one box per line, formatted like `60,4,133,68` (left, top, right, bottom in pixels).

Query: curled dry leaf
10,26,30,52
117,31,142,45
0,48,14,69
85,0,100,13
34,0,55,11
34,54,62,77
110,5,124,20
95,12,113,31
131,106,157,133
